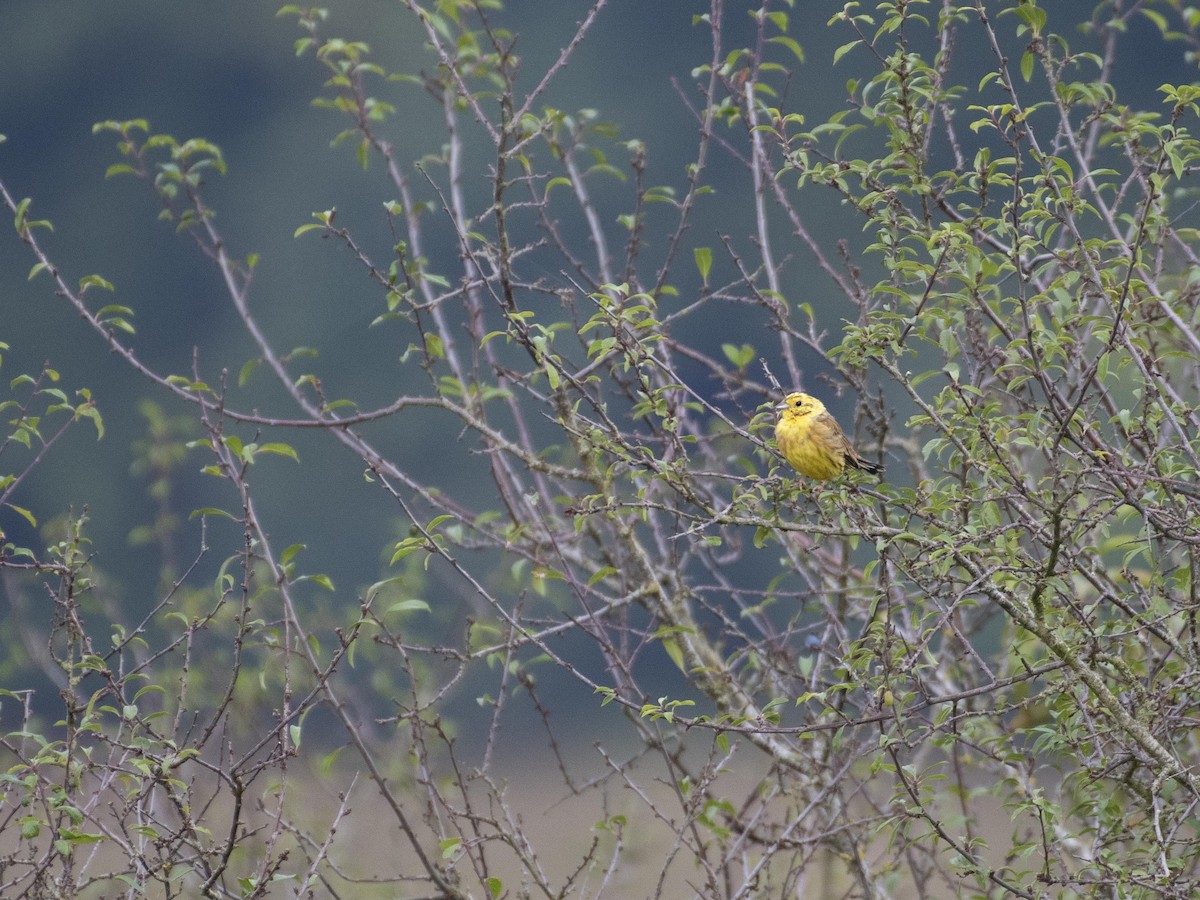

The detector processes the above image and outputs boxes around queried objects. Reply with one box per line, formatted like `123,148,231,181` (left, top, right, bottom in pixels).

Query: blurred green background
0,1,787,623
0,0,1187,728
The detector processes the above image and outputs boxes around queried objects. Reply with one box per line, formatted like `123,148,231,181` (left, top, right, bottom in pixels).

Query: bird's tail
850,457,883,475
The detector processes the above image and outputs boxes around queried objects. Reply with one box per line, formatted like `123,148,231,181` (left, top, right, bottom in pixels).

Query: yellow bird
774,391,881,480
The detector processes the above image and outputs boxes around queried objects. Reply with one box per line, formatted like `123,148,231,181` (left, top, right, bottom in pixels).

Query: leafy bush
3,1,1200,897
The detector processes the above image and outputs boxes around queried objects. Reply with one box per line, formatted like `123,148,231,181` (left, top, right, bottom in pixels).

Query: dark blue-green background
0,1,804,608
0,2,1186,731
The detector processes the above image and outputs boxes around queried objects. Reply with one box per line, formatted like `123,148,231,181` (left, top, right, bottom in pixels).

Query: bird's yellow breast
775,401,845,480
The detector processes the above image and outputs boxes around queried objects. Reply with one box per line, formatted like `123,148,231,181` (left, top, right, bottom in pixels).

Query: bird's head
776,392,824,419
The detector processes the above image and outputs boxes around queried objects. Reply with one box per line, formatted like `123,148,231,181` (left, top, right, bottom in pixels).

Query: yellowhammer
774,391,881,480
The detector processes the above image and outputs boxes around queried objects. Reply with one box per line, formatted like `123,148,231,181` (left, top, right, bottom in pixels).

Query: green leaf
256,442,300,463
386,598,431,615
588,566,618,586
833,40,860,64
79,274,114,293
693,246,712,282
721,343,755,369
1013,2,1046,35
425,332,445,359
768,35,805,63
661,637,685,672
365,576,404,603
75,403,104,439
319,746,344,777
3,504,36,528
1020,49,1034,83
238,358,261,387
189,507,237,520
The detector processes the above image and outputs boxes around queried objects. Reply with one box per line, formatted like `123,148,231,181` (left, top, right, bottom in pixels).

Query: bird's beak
774,399,789,413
